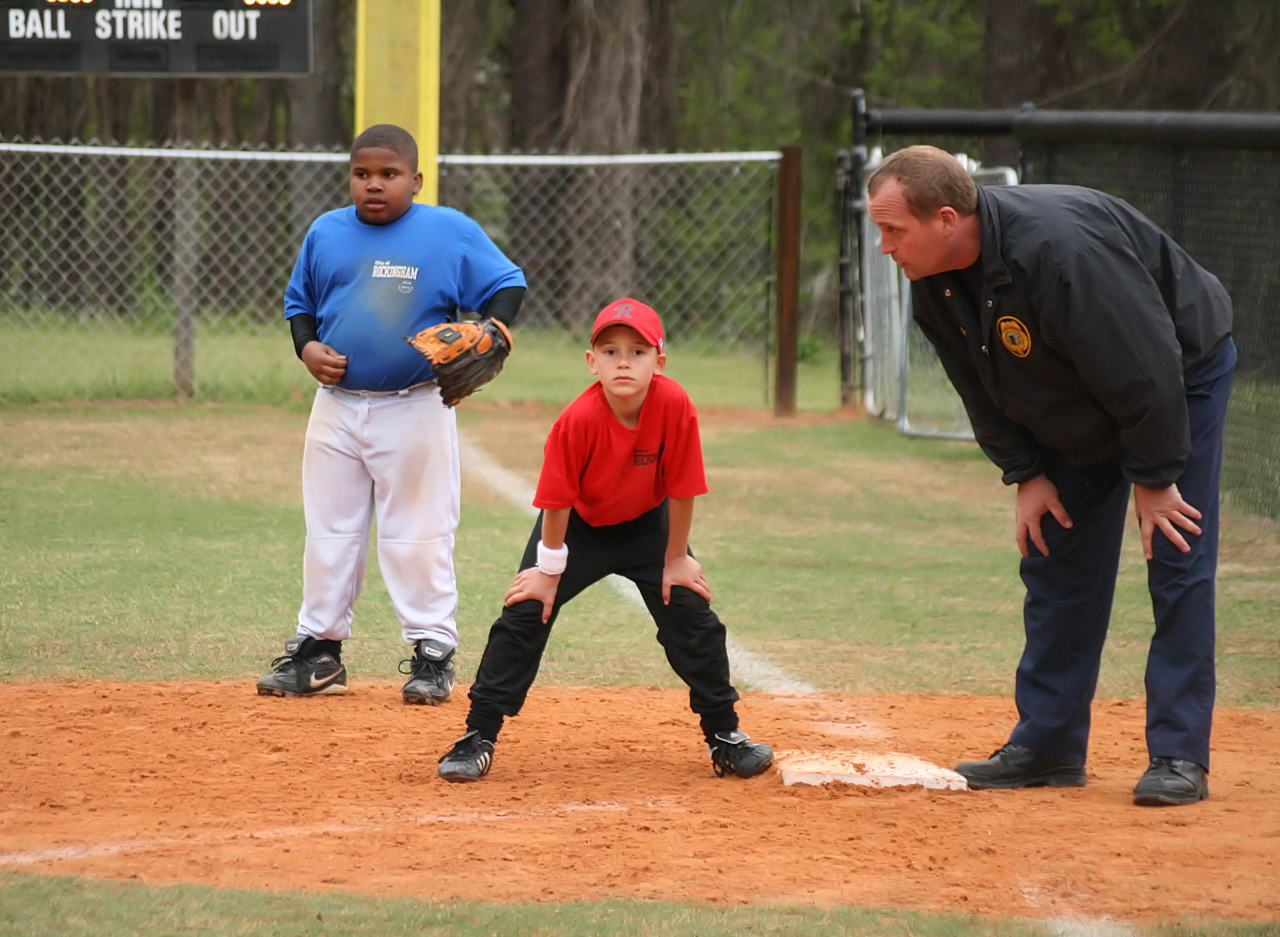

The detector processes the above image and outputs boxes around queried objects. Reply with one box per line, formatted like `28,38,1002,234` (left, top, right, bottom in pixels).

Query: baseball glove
406,318,514,407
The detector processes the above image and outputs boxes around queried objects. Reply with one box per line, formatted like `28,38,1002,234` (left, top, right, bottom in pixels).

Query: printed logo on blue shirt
372,260,418,294
372,261,419,279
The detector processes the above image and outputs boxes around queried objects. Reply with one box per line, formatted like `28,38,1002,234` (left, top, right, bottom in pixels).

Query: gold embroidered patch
997,317,1032,358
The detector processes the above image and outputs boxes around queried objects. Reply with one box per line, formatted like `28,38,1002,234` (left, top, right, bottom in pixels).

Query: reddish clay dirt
1,681,1277,924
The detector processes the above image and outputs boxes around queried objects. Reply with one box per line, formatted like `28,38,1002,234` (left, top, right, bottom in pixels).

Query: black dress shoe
955,743,1087,790
1133,757,1208,806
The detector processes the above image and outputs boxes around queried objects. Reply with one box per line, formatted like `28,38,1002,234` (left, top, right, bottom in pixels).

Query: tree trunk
510,0,569,151
982,0,1037,168
504,0,570,326
212,79,238,146
0,78,24,140
1223,0,1280,109
639,0,677,152
24,77,84,142
288,0,349,147
562,0,645,152
287,0,349,323
561,0,647,315
255,81,288,147
440,0,492,152
150,80,177,146
92,78,136,144
1137,0,1235,109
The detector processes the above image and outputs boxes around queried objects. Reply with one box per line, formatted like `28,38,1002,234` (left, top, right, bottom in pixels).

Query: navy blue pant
466,502,741,741
1008,339,1235,770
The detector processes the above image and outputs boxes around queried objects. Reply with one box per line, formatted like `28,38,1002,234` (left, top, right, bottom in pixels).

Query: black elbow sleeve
289,313,320,359
482,286,526,328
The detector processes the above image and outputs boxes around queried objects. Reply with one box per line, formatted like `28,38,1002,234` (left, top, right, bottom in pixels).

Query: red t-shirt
533,374,709,527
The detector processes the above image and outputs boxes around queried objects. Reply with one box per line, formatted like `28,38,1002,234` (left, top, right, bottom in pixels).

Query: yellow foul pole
354,0,441,205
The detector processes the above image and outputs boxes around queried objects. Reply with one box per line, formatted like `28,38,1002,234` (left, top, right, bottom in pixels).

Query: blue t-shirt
284,203,526,391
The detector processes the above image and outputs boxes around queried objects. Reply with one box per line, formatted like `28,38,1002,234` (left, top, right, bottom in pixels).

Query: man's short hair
350,124,419,171
866,145,978,219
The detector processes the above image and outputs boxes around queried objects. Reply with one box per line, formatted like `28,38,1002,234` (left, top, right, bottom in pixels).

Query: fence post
171,160,198,398
774,145,801,417
172,83,200,398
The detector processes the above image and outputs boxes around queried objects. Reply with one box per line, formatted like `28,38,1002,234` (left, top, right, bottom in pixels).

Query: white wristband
536,541,568,576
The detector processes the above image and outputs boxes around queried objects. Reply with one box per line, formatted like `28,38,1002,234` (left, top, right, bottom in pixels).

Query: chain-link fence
0,143,780,403
842,106,1280,519
440,153,778,348
1021,141,1280,521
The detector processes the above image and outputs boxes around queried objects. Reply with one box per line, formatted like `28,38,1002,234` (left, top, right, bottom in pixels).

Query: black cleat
708,730,774,778
256,636,347,697
955,743,1087,789
399,638,457,705
438,730,494,782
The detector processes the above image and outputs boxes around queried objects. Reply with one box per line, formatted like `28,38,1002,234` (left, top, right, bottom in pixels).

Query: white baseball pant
297,382,460,647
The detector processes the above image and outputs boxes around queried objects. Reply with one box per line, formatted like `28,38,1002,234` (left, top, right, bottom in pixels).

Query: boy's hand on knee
301,341,348,385
663,554,711,605
505,568,560,623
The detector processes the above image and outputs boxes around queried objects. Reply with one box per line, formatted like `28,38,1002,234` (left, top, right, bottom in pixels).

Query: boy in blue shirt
257,124,526,703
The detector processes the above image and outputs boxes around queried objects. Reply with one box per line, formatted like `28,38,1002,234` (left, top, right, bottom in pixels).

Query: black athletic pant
466,501,741,741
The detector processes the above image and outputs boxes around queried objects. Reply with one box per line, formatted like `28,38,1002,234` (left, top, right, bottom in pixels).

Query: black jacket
911,184,1233,488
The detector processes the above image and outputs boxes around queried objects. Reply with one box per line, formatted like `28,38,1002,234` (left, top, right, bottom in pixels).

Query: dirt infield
1,681,1276,923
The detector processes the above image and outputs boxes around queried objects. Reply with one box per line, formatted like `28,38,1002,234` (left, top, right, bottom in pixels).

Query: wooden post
774,145,801,417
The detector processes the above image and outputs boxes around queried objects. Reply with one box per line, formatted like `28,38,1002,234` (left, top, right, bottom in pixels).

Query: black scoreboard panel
1,0,310,75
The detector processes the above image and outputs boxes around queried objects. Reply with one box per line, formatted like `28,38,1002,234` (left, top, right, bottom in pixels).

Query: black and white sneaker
437,730,494,782
256,636,347,697
399,638,457,705
708,730,774,778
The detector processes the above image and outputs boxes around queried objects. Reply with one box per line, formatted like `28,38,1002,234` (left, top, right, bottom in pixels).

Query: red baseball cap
590,298,664,351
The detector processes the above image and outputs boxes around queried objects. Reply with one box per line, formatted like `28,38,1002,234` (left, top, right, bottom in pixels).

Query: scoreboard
1,0,310,74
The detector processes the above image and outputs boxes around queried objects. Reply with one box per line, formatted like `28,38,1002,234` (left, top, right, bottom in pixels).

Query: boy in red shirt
438,298,774,782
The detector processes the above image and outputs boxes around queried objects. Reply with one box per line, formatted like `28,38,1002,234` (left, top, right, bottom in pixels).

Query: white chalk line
1047,921,1135,937
0,799,660,868
1022,882,1136,937
458,434,816,696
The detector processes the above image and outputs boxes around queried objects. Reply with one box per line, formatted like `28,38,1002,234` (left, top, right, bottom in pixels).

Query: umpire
867,145,1235,806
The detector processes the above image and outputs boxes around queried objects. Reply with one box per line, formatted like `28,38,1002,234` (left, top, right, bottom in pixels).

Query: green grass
5,873,1278,937
0,873,1275,937
0,461,665,687
1222,372,1280,520
4,405,1276,705
0,873,1027,937
0,318,307,403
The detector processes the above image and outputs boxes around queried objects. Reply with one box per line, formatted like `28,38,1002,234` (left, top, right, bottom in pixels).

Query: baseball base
774,749,968,790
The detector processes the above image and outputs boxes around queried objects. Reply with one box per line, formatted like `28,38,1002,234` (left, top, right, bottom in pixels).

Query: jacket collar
975,185,1013,292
